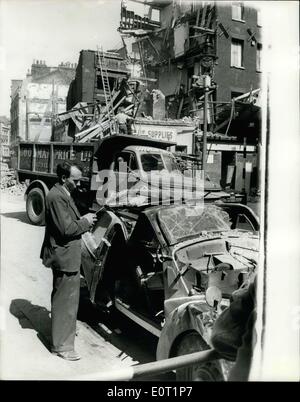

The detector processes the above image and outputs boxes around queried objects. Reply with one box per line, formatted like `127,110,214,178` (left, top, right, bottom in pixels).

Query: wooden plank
77,125,102,142
206,5,213,28
100,96,126,123
146,36,160,56
177,98,184,119
97,90,120,120
200,4,207,27
192,26,215,34
57,102,100,119
195,7,201,27
214,117,231,133
75,124,101,139
130,76,157,82
79,126,104,143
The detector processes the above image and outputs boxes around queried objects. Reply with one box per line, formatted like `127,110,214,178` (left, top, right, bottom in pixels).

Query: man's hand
82,213,97,226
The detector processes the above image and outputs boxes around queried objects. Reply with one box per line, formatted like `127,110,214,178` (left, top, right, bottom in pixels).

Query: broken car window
158,204,232,244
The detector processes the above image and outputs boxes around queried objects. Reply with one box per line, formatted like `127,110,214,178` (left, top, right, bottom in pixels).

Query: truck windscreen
141,153,180,174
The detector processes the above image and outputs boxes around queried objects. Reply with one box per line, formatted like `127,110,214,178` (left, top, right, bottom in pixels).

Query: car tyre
175,332,224,381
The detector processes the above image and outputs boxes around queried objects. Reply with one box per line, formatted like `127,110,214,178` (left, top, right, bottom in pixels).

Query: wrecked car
80,199,259,381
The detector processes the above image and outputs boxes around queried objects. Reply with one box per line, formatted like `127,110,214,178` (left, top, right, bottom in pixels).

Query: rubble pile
1,170,26,196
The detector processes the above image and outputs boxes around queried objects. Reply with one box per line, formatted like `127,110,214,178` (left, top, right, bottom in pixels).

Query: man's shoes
52,350,81,361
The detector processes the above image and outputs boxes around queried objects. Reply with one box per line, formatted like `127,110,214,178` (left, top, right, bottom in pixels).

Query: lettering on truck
36,150,49,159
54,150,76,161
20,149,32,157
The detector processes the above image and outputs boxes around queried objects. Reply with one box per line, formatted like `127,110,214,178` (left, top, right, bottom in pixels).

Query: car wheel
175,332,224,381
26,188,45,226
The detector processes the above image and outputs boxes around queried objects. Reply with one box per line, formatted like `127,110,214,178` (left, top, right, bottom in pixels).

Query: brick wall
214,4,262,102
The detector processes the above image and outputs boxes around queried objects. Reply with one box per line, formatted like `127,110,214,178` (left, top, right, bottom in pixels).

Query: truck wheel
26,188,45,226
175,332,223,381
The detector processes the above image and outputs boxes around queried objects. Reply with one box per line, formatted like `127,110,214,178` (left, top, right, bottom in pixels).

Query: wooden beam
100,96,126,123
200,4,207,27
130,76,157,82
190,34,204,39
214,117,232,133
146,36,160,56
195,7,201,27
177,98,184,119
206,5,214,28
191,26,215,34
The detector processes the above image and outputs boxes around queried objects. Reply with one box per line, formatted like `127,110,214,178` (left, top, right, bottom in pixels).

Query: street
0,192,173,381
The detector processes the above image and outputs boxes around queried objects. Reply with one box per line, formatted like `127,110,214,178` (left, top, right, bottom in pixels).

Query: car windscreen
140,153,180,174
157,204,232,245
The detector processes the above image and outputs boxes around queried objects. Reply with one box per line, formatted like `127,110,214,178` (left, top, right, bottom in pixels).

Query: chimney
31,59,49,79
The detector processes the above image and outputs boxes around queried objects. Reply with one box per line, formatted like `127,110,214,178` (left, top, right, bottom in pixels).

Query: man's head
56,162,83,193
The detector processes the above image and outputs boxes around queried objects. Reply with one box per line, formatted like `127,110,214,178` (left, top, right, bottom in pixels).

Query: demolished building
117,0,262,193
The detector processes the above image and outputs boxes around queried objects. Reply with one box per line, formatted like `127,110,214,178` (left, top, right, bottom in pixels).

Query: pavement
0,192,140,381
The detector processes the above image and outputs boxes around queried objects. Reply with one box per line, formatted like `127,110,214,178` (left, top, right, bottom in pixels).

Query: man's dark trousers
40,183,91,353
51,269,80,353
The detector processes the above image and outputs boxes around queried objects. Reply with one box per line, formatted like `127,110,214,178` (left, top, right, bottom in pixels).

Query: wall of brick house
80,51,96,103
67,51,95,108
214,4,262,103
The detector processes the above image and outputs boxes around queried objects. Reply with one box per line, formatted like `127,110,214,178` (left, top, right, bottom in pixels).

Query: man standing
40,162,97,361
115,107,132,134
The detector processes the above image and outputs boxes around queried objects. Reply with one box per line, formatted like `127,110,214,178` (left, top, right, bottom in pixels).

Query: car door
81,209,126,303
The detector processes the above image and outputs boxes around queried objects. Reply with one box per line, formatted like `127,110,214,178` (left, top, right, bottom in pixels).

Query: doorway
221,151,235,189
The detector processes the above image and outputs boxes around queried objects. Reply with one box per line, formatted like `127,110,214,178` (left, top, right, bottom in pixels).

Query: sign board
133,124,177,143
209,144,256,152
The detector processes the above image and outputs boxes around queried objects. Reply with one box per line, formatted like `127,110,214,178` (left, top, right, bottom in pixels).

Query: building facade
67,50,129,109
0,116,11,165
118,1,262,193
119,1,261,118
10,60,76,146
66,50,130,138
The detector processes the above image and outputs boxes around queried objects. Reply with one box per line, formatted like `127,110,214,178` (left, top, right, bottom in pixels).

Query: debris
0,169,26,196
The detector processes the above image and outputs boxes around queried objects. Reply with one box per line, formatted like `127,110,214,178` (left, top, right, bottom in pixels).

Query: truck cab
18,134,229,225
92,134,226,208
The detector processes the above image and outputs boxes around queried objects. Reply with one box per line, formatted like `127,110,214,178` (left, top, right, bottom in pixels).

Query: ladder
96,47,115,134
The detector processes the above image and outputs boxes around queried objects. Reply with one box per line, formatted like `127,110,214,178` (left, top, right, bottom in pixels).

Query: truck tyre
175,332,223,381
26,188,45,226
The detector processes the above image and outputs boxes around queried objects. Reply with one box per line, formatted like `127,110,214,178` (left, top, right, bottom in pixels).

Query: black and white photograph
0,0,299,384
